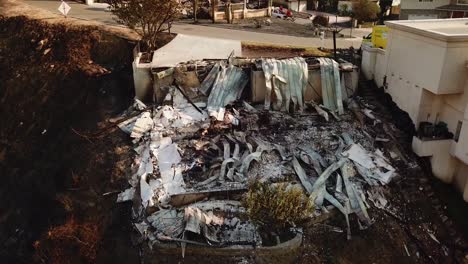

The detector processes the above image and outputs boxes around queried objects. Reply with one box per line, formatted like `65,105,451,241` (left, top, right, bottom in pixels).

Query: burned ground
0,15,467,264
0,16,138,263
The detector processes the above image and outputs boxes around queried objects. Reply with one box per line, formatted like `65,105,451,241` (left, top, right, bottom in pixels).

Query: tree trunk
230,2,235,24
194,0,198,23
226,2,231,24
243,0,247,19
268,0,272,16
212,0,216,23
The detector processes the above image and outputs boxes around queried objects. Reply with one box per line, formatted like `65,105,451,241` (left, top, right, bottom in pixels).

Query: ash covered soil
0,15,467,264
0,16,139,263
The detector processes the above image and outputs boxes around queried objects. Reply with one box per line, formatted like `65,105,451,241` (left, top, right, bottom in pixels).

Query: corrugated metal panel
199,63,221,95
207,65,248,117
261,57,309,112
318,58,344,115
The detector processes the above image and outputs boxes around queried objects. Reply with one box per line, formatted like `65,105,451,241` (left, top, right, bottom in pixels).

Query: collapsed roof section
115,53,412,256
149,56,358,116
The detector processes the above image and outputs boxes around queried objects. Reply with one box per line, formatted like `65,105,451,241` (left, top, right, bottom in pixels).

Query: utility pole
334,15,338,60
332,31,336,60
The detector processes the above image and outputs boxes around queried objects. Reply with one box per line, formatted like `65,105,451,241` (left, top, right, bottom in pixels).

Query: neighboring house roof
436,4,468,11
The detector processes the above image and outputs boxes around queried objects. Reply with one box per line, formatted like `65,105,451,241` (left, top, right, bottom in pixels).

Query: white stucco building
275,0,308,12
400,0,468,20
361,18,468,202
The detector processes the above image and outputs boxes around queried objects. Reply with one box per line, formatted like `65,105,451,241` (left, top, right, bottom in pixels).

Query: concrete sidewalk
23,0,363,48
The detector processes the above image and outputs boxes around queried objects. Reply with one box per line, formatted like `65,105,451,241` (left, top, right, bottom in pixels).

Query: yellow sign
371,26,389,49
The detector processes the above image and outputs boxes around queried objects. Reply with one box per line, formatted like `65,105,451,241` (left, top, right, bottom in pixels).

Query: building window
458,0,468,5
455,121,463,142
419,0,433,2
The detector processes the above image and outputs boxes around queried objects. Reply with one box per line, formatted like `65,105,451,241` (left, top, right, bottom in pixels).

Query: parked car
272,8,287,19
362,33,372,46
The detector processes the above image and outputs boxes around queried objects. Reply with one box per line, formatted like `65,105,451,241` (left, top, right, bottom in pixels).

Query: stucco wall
213,8,270,21
374,50,387,88
133,56,153,101
370,21,468,202
440,95,466,133
385,29,447,96
276,0,307,12
452,121,468,162
388,74,425,123
361,46,387,88
453,163,468,202
289,1,307,12
361,45,377,80
440,46,468,94
400,9,448,20
417,89,442,125
245,9,270,18
401,0,450,10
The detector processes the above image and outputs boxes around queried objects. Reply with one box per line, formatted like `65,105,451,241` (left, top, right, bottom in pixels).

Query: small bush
313,15,329,27
108,0,181,50
339,3,352,16
353,0,379,23
243,181,313,231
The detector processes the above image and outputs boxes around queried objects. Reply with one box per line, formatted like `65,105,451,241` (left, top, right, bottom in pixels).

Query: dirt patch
0,15,139,263
242,42,329,57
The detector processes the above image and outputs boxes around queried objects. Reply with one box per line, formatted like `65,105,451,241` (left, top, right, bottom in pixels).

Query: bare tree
108,0,181,50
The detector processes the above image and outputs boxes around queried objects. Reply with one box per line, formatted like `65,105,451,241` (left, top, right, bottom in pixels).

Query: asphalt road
23,0,366,48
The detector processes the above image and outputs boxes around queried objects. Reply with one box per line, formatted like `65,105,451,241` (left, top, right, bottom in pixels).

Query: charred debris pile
114,56,413,253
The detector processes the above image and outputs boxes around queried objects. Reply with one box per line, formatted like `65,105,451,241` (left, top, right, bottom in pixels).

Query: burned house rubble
115,55,422,257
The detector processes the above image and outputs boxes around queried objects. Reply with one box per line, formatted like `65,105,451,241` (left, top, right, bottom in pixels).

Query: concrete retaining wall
132,54,153,100
144,232,303,264
361,45,387,88
214,7,270,22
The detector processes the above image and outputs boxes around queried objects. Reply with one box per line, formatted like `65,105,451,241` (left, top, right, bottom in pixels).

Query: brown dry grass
243,181,313,231
34,217,102,264
0,0,139,41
